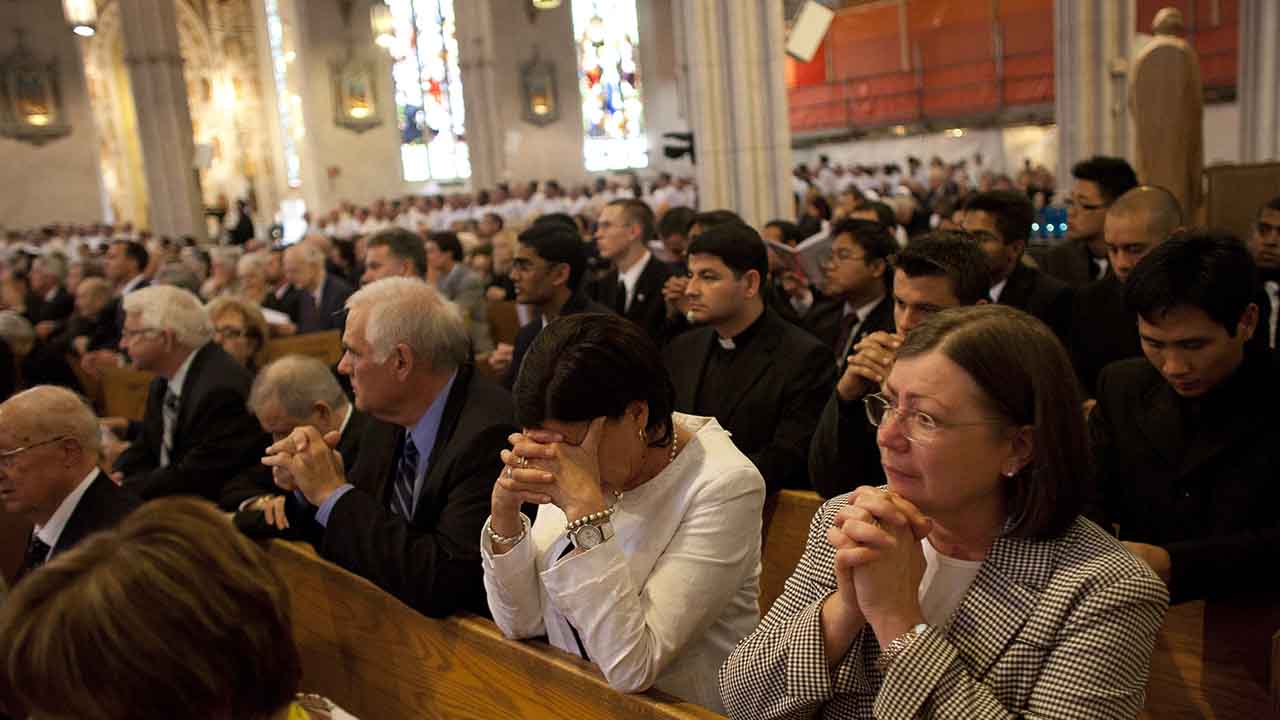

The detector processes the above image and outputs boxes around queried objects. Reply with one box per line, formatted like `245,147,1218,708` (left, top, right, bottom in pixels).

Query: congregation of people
2,151,1279,719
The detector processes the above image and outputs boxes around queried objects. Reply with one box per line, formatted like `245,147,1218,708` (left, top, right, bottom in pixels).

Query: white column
1054,0,1132,189
679,0,793,228
118,0,205,240
455,0,502,191
1239,0,1280,163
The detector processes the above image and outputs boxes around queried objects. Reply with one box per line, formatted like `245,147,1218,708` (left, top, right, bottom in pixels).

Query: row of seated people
2,198,1278,717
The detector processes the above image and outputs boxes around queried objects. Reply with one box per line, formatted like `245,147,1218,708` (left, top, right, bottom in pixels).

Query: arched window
572,0,647,171
387,0,469,182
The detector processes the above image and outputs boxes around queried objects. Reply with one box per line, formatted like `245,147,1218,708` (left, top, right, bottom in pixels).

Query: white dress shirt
33,467,101,560
617,250,651,313
481,414,765,713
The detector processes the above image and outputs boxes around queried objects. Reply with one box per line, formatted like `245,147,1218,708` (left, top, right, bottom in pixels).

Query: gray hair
286,242,325,268
33,252,68,283
248,354,349,418
153,261,203,295
0,311,34,355
123,285,212,348
2,385,101,456
209,245,244,269
237,251,269,279
346,277,469,370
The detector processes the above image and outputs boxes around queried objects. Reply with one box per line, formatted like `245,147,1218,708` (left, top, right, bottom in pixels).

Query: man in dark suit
664,222,835,495
492,220,613,389
113,285,269,501
281,243,353,333
1037,156,1138,287
264,277,515,618
28,253,75,340
814,219,897,363
962,190,1071,337
809,233,991,498
587,199,676,344
0,386,139,583
1091,231,1279,603
1067,186,1184,395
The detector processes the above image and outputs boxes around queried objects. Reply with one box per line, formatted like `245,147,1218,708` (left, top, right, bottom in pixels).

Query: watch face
575,525,604,548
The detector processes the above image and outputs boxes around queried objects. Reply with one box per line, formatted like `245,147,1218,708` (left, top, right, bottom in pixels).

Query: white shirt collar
312,272,328,305
120,273,146,295
337,403,354,437
34,467,100,552
989,278,1008,303
845,293,885,324
44,286,59,302
618,249,652,302
166,343,203,397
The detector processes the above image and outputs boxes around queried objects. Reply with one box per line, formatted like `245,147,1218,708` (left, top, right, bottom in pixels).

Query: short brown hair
0,498,300,719
608,198,656,245
896,304,1088,539
207,295,270,369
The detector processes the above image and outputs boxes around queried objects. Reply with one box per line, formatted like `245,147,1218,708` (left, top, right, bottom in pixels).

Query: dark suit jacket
809,390,883,499
664,307,836,494
15,471,140,582
999,261,1072,338
1090,352,1280,604
503,292,614,389
31,286,74,325
115,343,270,501
109,278,152,334
20,342,82,394
1067,274,1139,397
1039,239,1100,288
317,363,516,618
49,311,121,356
281,273,353,334
586,255,677,344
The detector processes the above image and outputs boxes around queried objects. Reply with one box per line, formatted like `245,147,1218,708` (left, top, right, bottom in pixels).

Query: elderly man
361,227,427,286
113,285,269,500
1,386,139,583
264,277,515,618
29,253,74,339
281,242,352,333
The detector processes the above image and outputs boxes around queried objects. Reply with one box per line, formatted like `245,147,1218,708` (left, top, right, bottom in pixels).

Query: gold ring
518,455,529,467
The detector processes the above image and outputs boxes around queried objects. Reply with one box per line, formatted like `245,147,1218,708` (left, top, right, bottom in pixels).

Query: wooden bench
99,366,156,422
262,330,343,367
265,539,723,719
759,489,824,616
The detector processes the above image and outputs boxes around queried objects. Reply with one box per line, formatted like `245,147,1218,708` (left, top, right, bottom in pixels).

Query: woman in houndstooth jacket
720,304,1169,719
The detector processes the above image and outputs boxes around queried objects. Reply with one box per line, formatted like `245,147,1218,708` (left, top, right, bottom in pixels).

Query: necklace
668,426,680,465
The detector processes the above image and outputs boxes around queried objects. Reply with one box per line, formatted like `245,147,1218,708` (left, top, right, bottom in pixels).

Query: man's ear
742,269,763,297
1238,302,1260,341
549,261,572,289
392,343,415,379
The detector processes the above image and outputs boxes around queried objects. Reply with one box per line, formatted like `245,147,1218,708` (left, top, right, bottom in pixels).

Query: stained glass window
386,0,469,182
265,0,301,188
572,0,647,171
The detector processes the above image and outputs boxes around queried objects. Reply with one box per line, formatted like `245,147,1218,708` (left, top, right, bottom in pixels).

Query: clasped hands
837,331,904,402
491,417,609,524
826,486,933,643
262,426,347,507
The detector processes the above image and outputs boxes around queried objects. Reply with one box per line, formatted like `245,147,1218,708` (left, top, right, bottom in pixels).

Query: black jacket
1038,239,1099,288
316,363,516,618
664,307,836,494
1090,352,1280,604
503,292,614,389
15,471,140,582
999,261,1072,339
278,274,354,334
585,255,679,345
115,343,270,501
31,286,75,326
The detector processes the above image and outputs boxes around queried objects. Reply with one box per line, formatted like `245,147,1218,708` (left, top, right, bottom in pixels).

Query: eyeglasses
821,248,869,266
120,327,162,342
864,393,1003,445
1064,198,1107,212
1256,221,1280,238
0,435,71,467
214,326,249,340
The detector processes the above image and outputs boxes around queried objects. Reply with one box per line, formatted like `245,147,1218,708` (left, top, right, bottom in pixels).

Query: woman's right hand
490,432,556,538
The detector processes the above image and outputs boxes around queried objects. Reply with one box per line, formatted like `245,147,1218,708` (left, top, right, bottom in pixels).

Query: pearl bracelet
489,514,529,547
564,504,617,532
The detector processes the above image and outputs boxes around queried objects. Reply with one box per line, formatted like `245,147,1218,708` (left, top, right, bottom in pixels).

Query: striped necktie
392,435,419,518
160,388,179,467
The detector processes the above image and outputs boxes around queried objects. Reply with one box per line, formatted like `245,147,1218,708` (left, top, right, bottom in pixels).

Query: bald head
0,386,101,524
1105,186,1184,282
0,386,101,457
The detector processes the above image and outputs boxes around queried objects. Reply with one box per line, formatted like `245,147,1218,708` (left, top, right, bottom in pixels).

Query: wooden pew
759,489,824,616
262,330,344,367
266,540,723,719
99,366,156,422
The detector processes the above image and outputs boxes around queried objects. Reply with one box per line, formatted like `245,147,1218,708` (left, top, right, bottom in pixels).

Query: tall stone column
1239,0,1280,163
678,0,792,228
119,0,205,240
1054,0,1132,189
455,0,502,192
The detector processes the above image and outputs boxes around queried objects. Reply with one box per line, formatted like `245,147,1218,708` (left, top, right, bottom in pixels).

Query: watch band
877,622,930,672
568,519,615,550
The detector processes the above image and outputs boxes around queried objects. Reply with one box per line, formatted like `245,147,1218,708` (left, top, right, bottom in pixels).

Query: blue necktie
392,435,419,518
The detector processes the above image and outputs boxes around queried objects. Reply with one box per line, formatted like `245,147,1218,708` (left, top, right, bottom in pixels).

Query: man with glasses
113,285,268,501
490,219,613,388
1,386,139,584
810,233,990,498
1247,195,1280,349
1038,156,1138,288
962,190,1071,338
817,219,898,363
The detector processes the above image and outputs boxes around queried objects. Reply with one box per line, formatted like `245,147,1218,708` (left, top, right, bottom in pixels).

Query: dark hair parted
894,231,992,305
1070,155,1139,204
0,498,300,720
897,305,1088,539
690,209,744,235
368,227,428,275
764,219,806,247
517,220,589,291
963,190,1036,245
658,206,696,239
113,239,150,271
686,221,770,280
861,201,897,229
608,198,657,244
428,231,465,262
1125,228,1258,335
514,313,675,448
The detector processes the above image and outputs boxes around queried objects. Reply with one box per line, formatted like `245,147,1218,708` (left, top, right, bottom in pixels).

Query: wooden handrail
262,330,344,367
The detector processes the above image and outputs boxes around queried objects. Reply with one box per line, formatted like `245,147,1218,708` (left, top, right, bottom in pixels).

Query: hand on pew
243,495,291,530
263,426,346,506
80,349,125,379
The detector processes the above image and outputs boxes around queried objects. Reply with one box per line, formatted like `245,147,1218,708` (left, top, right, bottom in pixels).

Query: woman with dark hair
720,304,1168,719
482,313,765,713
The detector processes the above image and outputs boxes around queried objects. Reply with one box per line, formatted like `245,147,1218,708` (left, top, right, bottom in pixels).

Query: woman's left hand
504,417,609,520
834,488,932,641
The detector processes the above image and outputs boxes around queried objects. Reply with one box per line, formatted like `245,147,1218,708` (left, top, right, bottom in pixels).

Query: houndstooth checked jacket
719,494,1169,719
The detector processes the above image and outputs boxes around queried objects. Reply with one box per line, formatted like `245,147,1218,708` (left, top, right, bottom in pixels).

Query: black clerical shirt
695,310,767,417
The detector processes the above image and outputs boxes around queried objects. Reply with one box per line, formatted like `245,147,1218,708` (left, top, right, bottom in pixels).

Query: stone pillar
455,0,502,191
118,0,205,240
678,0,792,228
1054,0,1132,189
1239,0,1280,163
